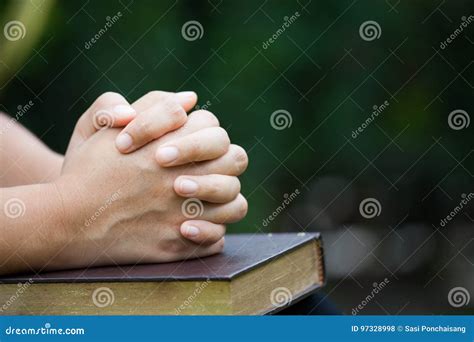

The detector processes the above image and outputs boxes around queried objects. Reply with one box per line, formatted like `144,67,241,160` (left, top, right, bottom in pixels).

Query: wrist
50,174,117,269
42,152,64,183
46,176,95,269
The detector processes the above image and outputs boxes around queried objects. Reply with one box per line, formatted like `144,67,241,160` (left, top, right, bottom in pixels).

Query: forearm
0,113,63,187
0,182,72,275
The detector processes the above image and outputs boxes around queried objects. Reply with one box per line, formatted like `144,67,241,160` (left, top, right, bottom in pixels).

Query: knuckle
215,237,225,252
215,225,226,238
185,138,201,157
96,92,122,107
161,99,187,126
191,110,219,127
133,119,153,139
205,181,221,197
206,231,221,244
233,178,242,195
237,195,248,219
161,239,186,255
231,145,249,172
146,90,170,101
172,108,187,126
213,127,230,145
76,113,88,129
220,176,240,199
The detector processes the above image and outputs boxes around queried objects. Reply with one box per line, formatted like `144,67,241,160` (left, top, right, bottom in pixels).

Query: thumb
66,92,135,153
67,91,198,153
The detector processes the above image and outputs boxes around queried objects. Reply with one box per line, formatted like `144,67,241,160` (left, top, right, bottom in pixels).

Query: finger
115,91,198,153
155,127,230,167
180,220,226,245
87,92,137,130
192,237,225,258
174,175,240,203
116,99,187,153
197,144,249,176
150,236,225,263
132,90,197,113
155,110,220,146
199,194,248,224
68,92,135,151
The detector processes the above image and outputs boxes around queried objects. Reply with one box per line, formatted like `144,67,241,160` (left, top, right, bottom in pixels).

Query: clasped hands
57,91,248,269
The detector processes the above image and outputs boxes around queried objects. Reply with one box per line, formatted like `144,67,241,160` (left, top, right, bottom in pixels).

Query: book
0,233,324,315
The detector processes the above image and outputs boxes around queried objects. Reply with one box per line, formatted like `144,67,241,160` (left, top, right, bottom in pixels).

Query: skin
0,91,248,275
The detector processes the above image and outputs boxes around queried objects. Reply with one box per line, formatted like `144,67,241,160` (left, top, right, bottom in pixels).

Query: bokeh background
0,0,473,315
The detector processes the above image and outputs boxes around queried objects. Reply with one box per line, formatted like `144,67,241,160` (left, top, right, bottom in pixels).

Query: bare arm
0,114,69,274
0,114,74,274
0,181,71,275
0,113,63,187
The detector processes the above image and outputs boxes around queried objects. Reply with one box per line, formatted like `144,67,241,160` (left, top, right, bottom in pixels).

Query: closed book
0,233,324,315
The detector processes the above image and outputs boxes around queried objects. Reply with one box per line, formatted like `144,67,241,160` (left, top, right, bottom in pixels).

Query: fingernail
176,91,196,103
113,105,136,119
184,225,200,237
179,179,199,195
115,133,133,151
156,146,179,164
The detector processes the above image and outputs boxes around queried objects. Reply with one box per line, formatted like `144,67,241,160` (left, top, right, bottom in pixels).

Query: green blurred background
1,0,473,314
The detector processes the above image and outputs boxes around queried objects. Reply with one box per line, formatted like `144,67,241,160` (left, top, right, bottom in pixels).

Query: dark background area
0,0,473,314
